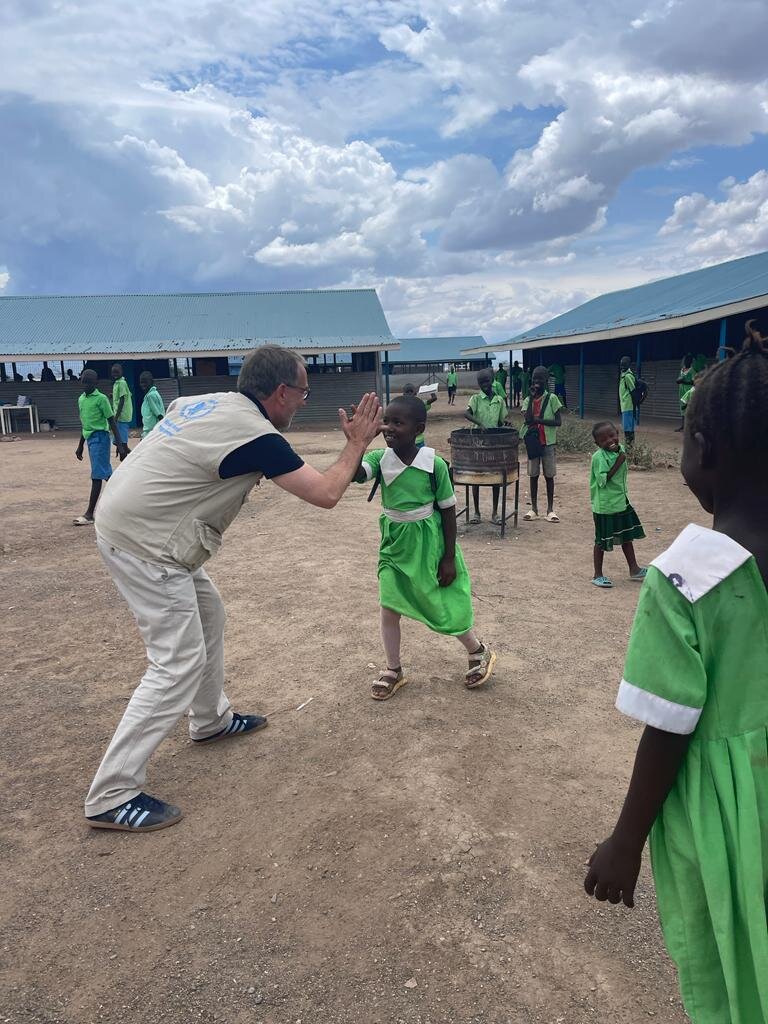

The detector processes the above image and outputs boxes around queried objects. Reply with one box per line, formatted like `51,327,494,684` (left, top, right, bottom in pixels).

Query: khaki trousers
85,537,232,816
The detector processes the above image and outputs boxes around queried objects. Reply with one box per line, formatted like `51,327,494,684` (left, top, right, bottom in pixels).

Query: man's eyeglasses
282,382,311,400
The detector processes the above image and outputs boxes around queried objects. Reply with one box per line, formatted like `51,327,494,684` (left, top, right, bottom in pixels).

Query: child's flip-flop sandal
72,515,94,526
629,567,648,580
546,511,560,523
465,643,496,689
469,513,481,524
591,576,613,588
523,510,538,521
371,669,407,701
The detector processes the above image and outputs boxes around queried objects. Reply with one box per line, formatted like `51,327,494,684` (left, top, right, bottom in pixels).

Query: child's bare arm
437,505,457,587
108,416,129,455
606,452,626,480
584,725,690,907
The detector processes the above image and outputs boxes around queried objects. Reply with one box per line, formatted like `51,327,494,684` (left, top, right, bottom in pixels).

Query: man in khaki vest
86,346,383,832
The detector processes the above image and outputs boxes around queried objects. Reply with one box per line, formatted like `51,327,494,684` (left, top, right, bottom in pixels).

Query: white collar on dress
380,446,435,485
651,523,752,603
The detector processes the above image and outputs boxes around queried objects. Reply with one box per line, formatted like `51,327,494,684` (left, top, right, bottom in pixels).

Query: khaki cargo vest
95,391,279,570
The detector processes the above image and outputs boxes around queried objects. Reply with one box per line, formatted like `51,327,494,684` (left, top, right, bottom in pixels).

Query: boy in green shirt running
74,369,128,525
464,368,509,524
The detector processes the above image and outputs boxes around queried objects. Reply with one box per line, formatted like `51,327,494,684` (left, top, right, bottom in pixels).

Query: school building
0,288,397,430
461,250,768,419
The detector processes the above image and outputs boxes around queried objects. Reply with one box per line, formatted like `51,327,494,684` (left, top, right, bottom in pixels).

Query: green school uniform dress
589,444,645,551
617,524,768,1024
361,447,473,636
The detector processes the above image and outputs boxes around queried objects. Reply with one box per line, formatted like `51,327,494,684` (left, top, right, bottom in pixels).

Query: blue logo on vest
159,397,219,437
180,399,218,420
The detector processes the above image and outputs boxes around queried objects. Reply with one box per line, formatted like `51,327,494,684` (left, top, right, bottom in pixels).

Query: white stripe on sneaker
132,810,150,828
114,805,131,824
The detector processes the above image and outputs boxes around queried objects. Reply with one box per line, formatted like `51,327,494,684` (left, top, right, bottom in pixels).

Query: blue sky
1,1,767,345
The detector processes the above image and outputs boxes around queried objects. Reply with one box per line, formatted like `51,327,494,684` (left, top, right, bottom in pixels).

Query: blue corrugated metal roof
0,288,395,358
507,251,768,348
392,336,487,361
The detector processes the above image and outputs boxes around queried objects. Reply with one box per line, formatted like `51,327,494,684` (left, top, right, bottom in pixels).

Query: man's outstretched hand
339,393,383,447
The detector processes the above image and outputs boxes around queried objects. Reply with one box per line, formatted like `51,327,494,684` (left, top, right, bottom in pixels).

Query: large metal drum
449,426,520,477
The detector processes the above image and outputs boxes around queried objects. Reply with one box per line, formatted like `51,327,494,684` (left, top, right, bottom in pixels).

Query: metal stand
453,463,520,538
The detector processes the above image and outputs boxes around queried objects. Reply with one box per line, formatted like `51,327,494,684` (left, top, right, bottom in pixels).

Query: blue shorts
622,410,636,432
87,431,113,480
115,421,130,445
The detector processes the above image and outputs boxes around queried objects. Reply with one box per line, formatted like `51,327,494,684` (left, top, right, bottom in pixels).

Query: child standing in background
356,395,496,700
589,421,647,587
73,369,128,526
446,365,458,405
511,361,523,407
618,356,637,448
584,324,768,1023
110,362,132,460
520,366,531,403
521,367,562,522
464,368,509,524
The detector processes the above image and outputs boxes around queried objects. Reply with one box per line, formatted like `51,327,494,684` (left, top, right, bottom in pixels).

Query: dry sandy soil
1,400,701,1024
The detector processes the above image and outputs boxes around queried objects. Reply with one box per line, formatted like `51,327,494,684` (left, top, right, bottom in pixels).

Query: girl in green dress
589,420,647,588
584,323,768,1023
355,395,496,701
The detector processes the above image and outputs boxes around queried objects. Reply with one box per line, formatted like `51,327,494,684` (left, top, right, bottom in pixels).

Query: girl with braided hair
584,320,768,1022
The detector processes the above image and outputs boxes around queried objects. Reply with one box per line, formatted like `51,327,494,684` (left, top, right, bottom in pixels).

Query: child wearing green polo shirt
464,368,509,524
74,369,127,525
589,420,647,587
139,371,165,438
111,363,133,459
521,366,563,522
520,367,531,402
446,365,458,405
618,356,637,447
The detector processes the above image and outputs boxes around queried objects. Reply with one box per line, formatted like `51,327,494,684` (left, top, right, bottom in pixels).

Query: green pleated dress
616,523,768,1023
361,447,474,636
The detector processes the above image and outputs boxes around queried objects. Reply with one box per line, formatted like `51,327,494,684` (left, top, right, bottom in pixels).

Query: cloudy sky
2,0,767,342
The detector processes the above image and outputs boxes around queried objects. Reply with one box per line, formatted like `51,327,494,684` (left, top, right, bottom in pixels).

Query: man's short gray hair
237,345,307,400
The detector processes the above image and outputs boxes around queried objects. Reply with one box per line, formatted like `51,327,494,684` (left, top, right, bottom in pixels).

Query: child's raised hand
584,835,642,908
437,555,456,588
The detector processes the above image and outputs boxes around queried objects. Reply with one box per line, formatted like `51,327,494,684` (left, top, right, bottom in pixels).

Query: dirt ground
0,400,701,1024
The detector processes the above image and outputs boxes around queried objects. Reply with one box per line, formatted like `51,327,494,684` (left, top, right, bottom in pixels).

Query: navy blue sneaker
86,792,183,832
191,712,268,744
